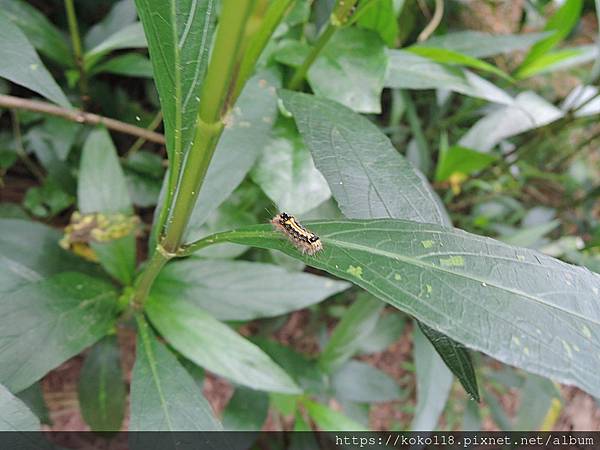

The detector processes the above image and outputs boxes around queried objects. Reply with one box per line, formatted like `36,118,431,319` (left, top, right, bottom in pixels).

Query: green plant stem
288,23,336,90
130,246,172,310
10,111,44,182
177,228,274,257
124,112,163,158
64,0,88,103
160,0,256,253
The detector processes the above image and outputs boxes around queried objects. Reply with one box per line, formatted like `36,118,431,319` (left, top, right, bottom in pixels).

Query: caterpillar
271,212,323,256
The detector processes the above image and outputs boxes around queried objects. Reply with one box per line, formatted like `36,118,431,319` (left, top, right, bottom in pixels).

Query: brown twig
0,94,165,145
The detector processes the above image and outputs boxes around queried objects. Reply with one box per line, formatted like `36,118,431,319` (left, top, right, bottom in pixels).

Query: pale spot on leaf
346,265,363,278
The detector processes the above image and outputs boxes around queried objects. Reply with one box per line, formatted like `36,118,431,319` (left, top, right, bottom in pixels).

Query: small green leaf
84,0,138,50
23,179,73,218
130,316,221,431
358,313,405,354
84,22,147,70
0,383,40,431
408,47,513,81
319,294,384,373
91,53,154,78
411,324,453,431
418,321,479,402
517,0,583,77
303,398,366,431
356,0,399,47
152,258,349,321
435,145,497,182
332,360,402,403
0,272,117,393
418,31,549,58
222,387,269,431
145,296,301,394
78,336,126,431
514,374,561,430
124,150,164,207
0,10,70,107
308,27,386,113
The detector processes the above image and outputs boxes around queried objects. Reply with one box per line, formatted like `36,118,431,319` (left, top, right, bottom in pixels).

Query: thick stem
64,0,88,103
130,245,173,311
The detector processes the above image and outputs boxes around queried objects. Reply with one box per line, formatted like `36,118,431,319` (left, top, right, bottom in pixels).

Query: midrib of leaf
98,347,108,424
325,236,599,329
137,317,173,431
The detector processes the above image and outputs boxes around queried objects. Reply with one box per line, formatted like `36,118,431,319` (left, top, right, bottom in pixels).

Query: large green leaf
0,0,72,66
356,0,399,47
0,383,39,431
280,90,478,398
203,219,600,398
0,10,70,107
308,27,386,113
418,31,549,58
78,127,135,284
280,90,449,226
0,272,117,393
145,295,301,394
411,325,453,431
78,336,126,431
250,119,331,216
319,294,384,373
130,316,221,431
0,219,97,295
152,258,349,321
134,0,215,164
184,71,280,241
384,50,513,105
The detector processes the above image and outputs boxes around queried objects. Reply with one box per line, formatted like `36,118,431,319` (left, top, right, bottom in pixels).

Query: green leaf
435,146,497,182
303,398,366,431
209,218,600,399
384,50,513,104
0,272,117,393
331,360,402,403
517,0,583,77
91,53,154,78
23,179,73,218
134,0,215,166
418,321,479,401
308,27,387,113
418,31,549,58
0,219,99,295
145,296,301,394
411,324,453,431
84,22,147,70
407,47,513,81
78,127,135,284
0,0,73,67
130,316,221,431
358,312,405,354
78,336,126,431
280,90,450,226
152,258,349,321
124,151,164,207
79,127,132,214
222,387,269,431
0,383,39,431
0,10,70,107
184,71,280,241
514,374,561,430
515,46,596,78
250,119,331,216
84,0,138,50
459,92,563,152
0,204,27,219
356,0,399,47
319,294,384,373
16,383,50,425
